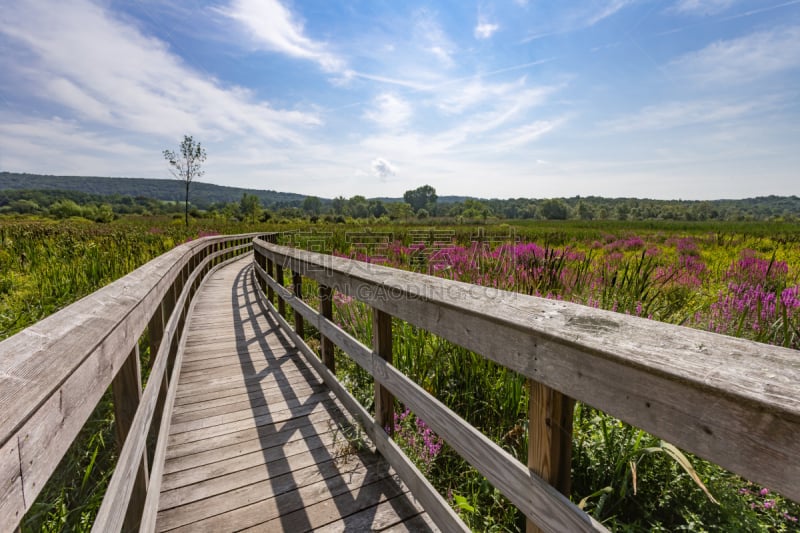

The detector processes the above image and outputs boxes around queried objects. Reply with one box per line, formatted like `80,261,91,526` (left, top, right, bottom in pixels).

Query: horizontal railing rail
253,238,800,533
0,232,271,532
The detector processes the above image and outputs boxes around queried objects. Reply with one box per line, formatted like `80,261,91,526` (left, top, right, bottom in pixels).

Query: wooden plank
171,387,330,428
166,405,343,461
172,378,321,414
255,240,800,502
161,422,341,483
247,480,410,532
169,383,326,426
167,392,336,443
173,368,319,405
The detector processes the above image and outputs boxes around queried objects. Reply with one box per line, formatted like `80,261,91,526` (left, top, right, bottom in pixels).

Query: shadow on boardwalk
155,258,434,531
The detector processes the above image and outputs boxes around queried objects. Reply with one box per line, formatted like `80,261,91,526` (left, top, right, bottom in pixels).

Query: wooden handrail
253,238,800,532
0,232,271,532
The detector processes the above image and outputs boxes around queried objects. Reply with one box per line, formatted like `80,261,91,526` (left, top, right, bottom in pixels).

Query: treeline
2,181,799,223
0,172,305,208
322,187,800,222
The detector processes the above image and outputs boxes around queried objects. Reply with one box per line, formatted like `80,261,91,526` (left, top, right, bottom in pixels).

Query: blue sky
1,0,798,200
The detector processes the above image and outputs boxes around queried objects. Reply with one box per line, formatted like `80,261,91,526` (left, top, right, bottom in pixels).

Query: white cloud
474,20,500,39
490,118,567,151
603,100,765,131
220,0,344,72
584,0,637,26
669,26,800,85
521,0,635,40
371,158,397,180
436,77,528,114
672,0,737,15
363,93,412,129
0,0,320,145
414,10,456,67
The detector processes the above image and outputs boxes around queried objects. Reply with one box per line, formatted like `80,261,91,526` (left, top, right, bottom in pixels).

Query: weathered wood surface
254,240,800,503
0,233,261,531
155,260,436,532
95,243,252,532
252,266,469,533
255,262,599,533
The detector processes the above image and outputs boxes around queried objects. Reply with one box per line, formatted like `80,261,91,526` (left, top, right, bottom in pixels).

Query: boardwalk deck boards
156,258,434,532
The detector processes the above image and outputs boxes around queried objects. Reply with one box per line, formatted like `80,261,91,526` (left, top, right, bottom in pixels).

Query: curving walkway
155,257,436,532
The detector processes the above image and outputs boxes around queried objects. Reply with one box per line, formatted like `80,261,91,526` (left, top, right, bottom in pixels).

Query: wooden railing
253,238,800,533
0,232,267,532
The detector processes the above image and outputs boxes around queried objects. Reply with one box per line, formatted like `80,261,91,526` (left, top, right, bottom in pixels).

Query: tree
539,199,568,220
331,196,347,215
348,195,369,219
240,193,261,224
302,196,322,215
163,135,207,226
387,202,414,220
403,185,437,213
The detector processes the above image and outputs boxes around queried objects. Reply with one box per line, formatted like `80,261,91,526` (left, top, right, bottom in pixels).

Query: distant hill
0,172,308,208
370,195,473,204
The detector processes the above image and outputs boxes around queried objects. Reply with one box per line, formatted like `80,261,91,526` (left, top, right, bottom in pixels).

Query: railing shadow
230,263,429,530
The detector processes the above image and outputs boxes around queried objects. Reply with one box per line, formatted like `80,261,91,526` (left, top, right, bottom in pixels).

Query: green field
2,217,799,532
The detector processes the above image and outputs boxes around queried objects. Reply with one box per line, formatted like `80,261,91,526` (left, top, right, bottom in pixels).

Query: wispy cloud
489,118,567,151
436,77,528,114
475,19,500,39
0,0,321,144
671,0,737,15
583,0,637,26
363,93,412,129
603,99,765,132
669,26,800,85
522,0,636,42
219,0,344,72
414,10,456,67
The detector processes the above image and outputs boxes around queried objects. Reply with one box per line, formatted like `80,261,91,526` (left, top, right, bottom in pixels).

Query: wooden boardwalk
156,258,436,532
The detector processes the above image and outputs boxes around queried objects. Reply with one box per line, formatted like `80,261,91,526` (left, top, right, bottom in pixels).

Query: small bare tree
163,135,207,226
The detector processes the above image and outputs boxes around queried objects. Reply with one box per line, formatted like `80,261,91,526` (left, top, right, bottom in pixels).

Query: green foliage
239,193,261,224
403,184,438,213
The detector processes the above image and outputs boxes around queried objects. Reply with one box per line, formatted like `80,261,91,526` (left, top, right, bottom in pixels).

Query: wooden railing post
372,308,394,435
266,257,275,304
276,264,286,318
319,285,335,373
527,380,575,533
111,345,148,532
292,272,304,337
255,248,267,294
